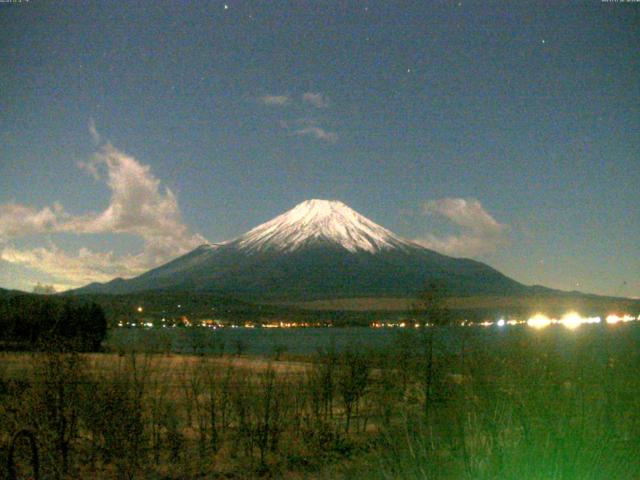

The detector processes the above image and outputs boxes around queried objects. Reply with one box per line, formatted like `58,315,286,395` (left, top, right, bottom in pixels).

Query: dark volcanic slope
74,200,525,300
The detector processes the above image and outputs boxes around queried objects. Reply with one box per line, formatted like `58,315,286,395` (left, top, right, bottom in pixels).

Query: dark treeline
69,290,640,330
0,294,107,351
70,291,413,328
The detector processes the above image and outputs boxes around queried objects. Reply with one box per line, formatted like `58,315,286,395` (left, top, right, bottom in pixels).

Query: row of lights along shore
371,313,639,330
123,306,638,329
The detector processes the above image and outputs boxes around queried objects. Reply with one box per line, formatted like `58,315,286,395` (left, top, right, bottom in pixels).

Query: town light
560,312,582,330
527,314,551,329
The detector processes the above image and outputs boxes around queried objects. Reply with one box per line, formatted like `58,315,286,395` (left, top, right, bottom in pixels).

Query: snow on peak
237,199,412,253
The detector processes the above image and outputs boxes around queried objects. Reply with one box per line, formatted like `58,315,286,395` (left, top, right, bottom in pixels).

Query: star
224,4,229,10
407,68,412,73
541,39,546,44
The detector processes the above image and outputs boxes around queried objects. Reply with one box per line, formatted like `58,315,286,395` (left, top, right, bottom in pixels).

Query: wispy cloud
414,198,508,257
88,117,101,144
0,203,64,241
295,125,338,144
258,92,337,142
302,92,329,108
0,129,206,288
261,94,290,106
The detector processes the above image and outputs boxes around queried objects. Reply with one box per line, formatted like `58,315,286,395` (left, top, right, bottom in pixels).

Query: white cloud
423,198,504,234
295,126,338,143
70,143,206,264
0,140,206,289
1,244,149,286
261,94,290,106
302,92,329,108
0,203,65,240
414,198,508,257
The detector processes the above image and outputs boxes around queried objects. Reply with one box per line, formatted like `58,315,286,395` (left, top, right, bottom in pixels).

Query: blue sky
1,1,638,296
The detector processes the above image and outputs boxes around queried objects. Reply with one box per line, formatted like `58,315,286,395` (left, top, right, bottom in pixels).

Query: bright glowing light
606,314,621,324
527,314,551,329
136,306,143,313
560,312,582,330
606,314,637,324
497,318,505,327
576,316,601,325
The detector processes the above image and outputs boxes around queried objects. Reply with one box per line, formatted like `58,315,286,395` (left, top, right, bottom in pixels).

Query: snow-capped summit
236,199,413,253
74,199,524,299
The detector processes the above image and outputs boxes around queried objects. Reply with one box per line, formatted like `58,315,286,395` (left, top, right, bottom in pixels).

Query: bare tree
413,280,451,423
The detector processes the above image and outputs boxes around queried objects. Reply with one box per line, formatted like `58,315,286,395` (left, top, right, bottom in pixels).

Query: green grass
339,326,640,479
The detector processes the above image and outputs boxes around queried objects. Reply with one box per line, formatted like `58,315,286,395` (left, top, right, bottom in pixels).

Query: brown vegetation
0,325,639,479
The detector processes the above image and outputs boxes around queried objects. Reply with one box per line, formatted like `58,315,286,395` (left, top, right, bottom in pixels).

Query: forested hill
0,292,107,351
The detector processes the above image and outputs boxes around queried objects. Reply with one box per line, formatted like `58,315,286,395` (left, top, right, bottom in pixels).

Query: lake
105,322,640,357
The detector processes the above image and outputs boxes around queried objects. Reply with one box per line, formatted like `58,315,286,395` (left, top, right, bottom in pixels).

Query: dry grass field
1,324,639,479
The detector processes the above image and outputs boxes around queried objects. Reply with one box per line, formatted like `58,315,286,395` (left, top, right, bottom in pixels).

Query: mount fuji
74,199,525,300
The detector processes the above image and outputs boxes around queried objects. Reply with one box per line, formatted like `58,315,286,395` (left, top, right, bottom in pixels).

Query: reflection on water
107,321,640,356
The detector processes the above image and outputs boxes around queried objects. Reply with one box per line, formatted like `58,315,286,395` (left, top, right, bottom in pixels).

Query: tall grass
0,325,637,478
362,326,640,479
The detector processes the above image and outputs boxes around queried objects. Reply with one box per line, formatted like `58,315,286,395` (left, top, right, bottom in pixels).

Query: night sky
1,1,638,297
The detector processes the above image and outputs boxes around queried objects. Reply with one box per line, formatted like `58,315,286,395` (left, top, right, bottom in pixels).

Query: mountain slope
74,199,525,300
